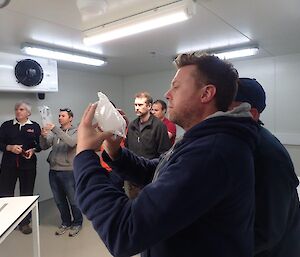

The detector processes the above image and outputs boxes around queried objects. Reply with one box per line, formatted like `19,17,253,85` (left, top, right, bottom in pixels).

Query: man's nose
164,90,171,99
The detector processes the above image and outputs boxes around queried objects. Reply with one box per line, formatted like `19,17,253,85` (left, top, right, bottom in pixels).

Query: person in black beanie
233,78,300,257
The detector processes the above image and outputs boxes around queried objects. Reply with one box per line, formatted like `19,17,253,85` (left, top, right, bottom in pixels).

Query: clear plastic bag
38,105,53,127
94,92,127,138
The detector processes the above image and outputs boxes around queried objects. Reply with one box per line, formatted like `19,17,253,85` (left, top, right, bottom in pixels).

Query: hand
77,103,113,155
23,148,35,159
6,144,23,154
41,128,49,137
103,134,123,160
44,123,55,131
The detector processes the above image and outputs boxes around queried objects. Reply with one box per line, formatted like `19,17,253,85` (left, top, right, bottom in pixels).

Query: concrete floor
0,198,139,257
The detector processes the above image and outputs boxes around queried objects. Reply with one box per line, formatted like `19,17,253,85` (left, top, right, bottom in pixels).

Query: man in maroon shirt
152,99,177,145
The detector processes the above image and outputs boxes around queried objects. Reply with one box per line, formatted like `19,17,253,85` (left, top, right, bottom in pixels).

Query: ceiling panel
0,0,299,75
199,0,300,56
6,0,82,29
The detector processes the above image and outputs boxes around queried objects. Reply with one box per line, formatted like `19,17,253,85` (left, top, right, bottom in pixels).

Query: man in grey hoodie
40,108,83,237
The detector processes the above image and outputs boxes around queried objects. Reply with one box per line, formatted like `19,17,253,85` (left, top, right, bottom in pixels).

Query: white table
0,195,40,257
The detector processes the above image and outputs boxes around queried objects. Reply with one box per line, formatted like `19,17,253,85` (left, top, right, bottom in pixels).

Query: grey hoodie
40,125,77,171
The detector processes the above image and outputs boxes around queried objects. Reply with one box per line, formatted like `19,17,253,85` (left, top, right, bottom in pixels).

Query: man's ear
250,108,260,122
200,85,216,103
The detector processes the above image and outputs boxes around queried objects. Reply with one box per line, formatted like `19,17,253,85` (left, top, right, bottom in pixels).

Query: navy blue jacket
254,126,300,257
74,116,257,257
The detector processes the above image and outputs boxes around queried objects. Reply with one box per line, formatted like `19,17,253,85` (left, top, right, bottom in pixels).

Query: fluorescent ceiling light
214,47,259,60
178,45,259,60
84,0,195,45
21,43,106,66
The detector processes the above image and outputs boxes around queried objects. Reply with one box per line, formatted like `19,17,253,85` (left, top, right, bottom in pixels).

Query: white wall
123,53,300,175
232,53,300,175
0,68,123,201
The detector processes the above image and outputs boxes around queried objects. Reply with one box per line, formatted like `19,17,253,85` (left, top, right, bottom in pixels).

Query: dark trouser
0,165,36,226
49,170,83,227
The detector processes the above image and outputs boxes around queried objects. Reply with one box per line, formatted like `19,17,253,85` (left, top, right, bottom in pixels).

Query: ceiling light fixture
177,44,259,60
21,43,106,66
214,47,259,60
83,0,196,45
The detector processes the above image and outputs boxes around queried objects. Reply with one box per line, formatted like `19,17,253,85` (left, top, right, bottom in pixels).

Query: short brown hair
153,99,167,111
135,92,153,105
174,53,238,111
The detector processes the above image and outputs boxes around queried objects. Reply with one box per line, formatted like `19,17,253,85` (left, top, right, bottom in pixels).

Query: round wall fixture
15,59,44,87
0,0,11,8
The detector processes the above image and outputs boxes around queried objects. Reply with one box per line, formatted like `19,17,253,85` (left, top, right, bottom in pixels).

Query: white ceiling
0,0,299,76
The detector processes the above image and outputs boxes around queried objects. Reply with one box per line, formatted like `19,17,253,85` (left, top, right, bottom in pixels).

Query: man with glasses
0,100,41,234
40,108,83,237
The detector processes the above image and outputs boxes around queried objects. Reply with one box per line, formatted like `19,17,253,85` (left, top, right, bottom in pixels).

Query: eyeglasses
59,108,72,112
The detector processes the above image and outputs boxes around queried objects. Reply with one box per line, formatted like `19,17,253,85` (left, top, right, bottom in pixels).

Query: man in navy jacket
233,78,300,257
73,53,258,257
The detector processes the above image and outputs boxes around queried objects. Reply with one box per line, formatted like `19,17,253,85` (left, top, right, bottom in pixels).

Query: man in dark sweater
125,92,171,198
126,92,171,159
73,53,258,257
0,100,41,234
233,78,300,257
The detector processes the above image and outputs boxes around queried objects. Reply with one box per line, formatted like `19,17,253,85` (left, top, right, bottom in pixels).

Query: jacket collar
131,114,155,131
13,118,33,125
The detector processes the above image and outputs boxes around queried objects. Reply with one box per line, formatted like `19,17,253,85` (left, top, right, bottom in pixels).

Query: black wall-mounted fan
15,59,44,87
0,0,11,9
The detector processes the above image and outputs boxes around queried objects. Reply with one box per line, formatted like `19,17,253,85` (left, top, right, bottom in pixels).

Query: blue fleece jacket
74,116,257,257
254,126,300,257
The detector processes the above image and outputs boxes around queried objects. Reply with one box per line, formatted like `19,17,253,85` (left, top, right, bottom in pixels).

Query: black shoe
20,224,32,234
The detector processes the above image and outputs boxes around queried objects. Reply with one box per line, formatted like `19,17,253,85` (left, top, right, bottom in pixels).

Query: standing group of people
0,103,82,237
73,52,300,257
0,93,176,237
0,52,300,257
